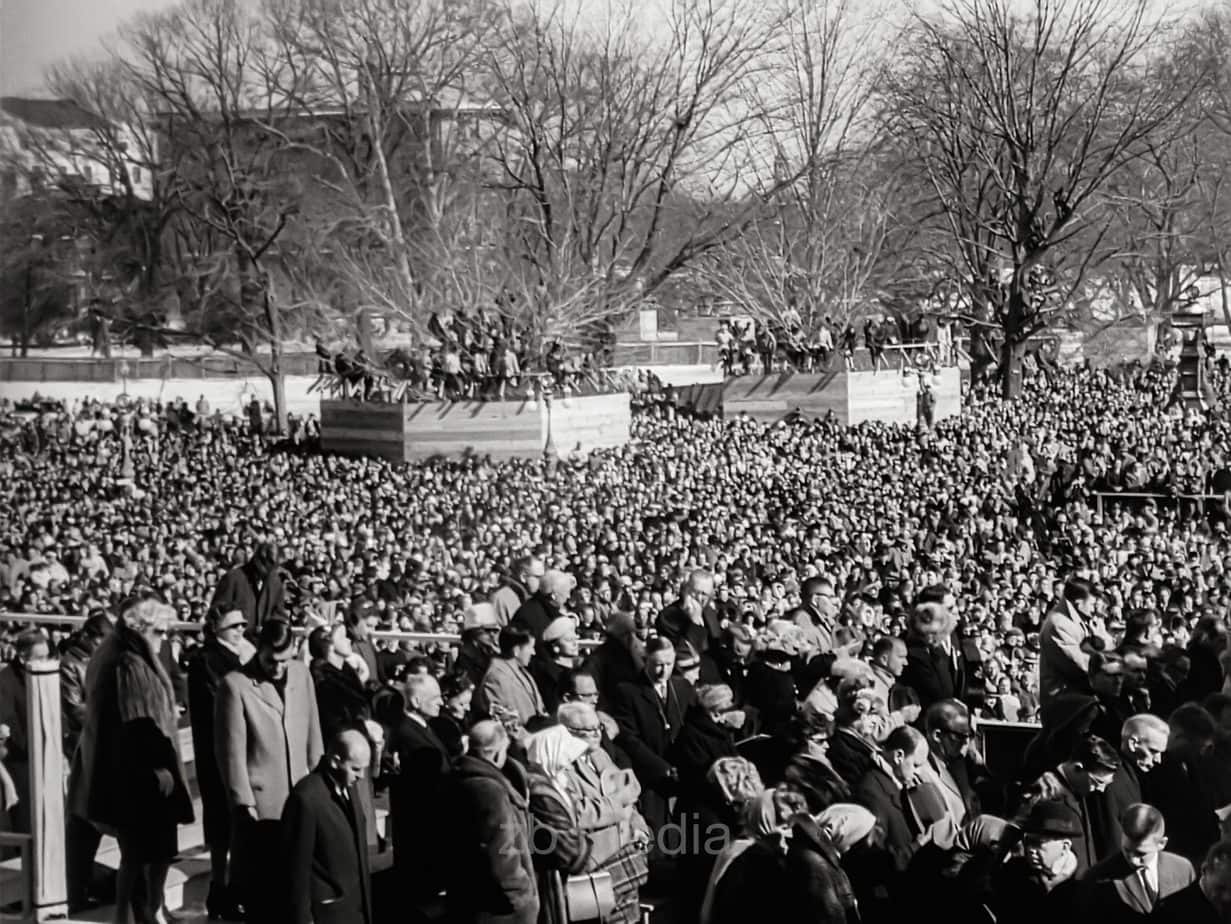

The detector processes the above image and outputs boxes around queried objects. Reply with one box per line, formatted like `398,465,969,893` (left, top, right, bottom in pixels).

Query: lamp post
541,375,559,471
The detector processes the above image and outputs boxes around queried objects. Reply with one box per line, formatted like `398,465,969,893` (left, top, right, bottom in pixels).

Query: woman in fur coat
74,598,193,924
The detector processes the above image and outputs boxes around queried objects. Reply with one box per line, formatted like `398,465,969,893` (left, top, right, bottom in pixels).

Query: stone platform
320,392,632,462
674,368,961,426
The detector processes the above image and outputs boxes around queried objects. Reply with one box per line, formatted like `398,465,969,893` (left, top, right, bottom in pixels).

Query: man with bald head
511,568,576,640
657,569,723,659
1090,714,1169,858
282,728,373,924
445,720,539,924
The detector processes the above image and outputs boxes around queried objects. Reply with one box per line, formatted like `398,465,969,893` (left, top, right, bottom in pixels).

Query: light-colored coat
1039,600,1110,705
215,659,323,820
477,656,546,725
565,747,647,866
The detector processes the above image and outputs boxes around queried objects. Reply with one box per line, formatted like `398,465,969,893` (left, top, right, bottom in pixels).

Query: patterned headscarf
708,757,765,806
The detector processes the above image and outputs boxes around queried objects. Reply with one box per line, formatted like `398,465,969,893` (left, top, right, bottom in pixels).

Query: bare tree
256,0,501,348
1101,133,1209,320
884,0,1191,397
701,0,890,332
116,0,333,431
479,0,804,352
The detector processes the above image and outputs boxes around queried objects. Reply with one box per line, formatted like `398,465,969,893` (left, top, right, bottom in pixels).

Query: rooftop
0,97,109,131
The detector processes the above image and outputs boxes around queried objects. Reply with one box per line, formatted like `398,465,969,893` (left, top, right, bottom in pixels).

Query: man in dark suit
853,725,930,873
915,585,969,699
1082,803,1194,920
582,613,643,711
900,603,960,711
656,570,723,657
282,728,373,924
388,673,452,901
1155,839,1231,924
1146,704,1221,866
208,542,286,633
510,569,573,640
1090,714,1167,864
612,636,697,832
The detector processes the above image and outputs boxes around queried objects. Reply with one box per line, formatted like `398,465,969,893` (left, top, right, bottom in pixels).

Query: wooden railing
0,612,603,651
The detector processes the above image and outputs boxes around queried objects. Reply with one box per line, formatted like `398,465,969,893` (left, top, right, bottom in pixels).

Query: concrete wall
403,398,544,459
846,367,960,426
549,393,632,456
319,401,407,462
722,371,849,423
681,367,962,427
320,393,632,461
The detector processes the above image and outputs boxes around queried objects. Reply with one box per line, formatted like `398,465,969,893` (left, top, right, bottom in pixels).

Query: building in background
0,96,153,202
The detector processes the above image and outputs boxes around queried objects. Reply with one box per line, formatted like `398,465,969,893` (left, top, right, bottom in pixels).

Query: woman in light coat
557,703,651,924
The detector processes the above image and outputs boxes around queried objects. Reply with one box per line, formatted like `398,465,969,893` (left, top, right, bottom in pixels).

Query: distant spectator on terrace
208,541,286,634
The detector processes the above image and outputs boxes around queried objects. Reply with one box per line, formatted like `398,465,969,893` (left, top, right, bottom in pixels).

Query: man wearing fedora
991,801,1084,924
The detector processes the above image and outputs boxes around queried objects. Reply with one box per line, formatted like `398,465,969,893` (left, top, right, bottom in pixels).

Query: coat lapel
1118,868,1151,913
245,664,285,714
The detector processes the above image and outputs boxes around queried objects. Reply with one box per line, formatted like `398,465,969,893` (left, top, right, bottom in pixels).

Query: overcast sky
2,0,177,96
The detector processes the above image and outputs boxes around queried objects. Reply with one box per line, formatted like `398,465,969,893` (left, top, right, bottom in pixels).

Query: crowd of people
715,314,954,376
316,306,618,402
5,357,1231,923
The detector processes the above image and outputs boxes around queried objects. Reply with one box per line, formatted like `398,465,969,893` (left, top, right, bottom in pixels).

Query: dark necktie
1139,868,1157,906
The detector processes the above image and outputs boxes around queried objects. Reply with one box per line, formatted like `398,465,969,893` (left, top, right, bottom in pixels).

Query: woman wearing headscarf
525,726,594,924
701,787,805,924
675,757,765,921
905,814,1009,924
782,803,874,924
74,598,194,924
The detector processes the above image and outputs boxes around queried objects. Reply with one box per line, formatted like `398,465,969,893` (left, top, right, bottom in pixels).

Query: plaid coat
783,817,861,924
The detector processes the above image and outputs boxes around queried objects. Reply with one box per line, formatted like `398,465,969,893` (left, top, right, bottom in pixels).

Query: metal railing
610,341,719,367
1092,491,1227,518
0,612,603,651
0,352,323,384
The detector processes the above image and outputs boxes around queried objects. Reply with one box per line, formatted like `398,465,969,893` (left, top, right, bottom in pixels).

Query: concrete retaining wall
677,367,962,426
321,393,632,461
